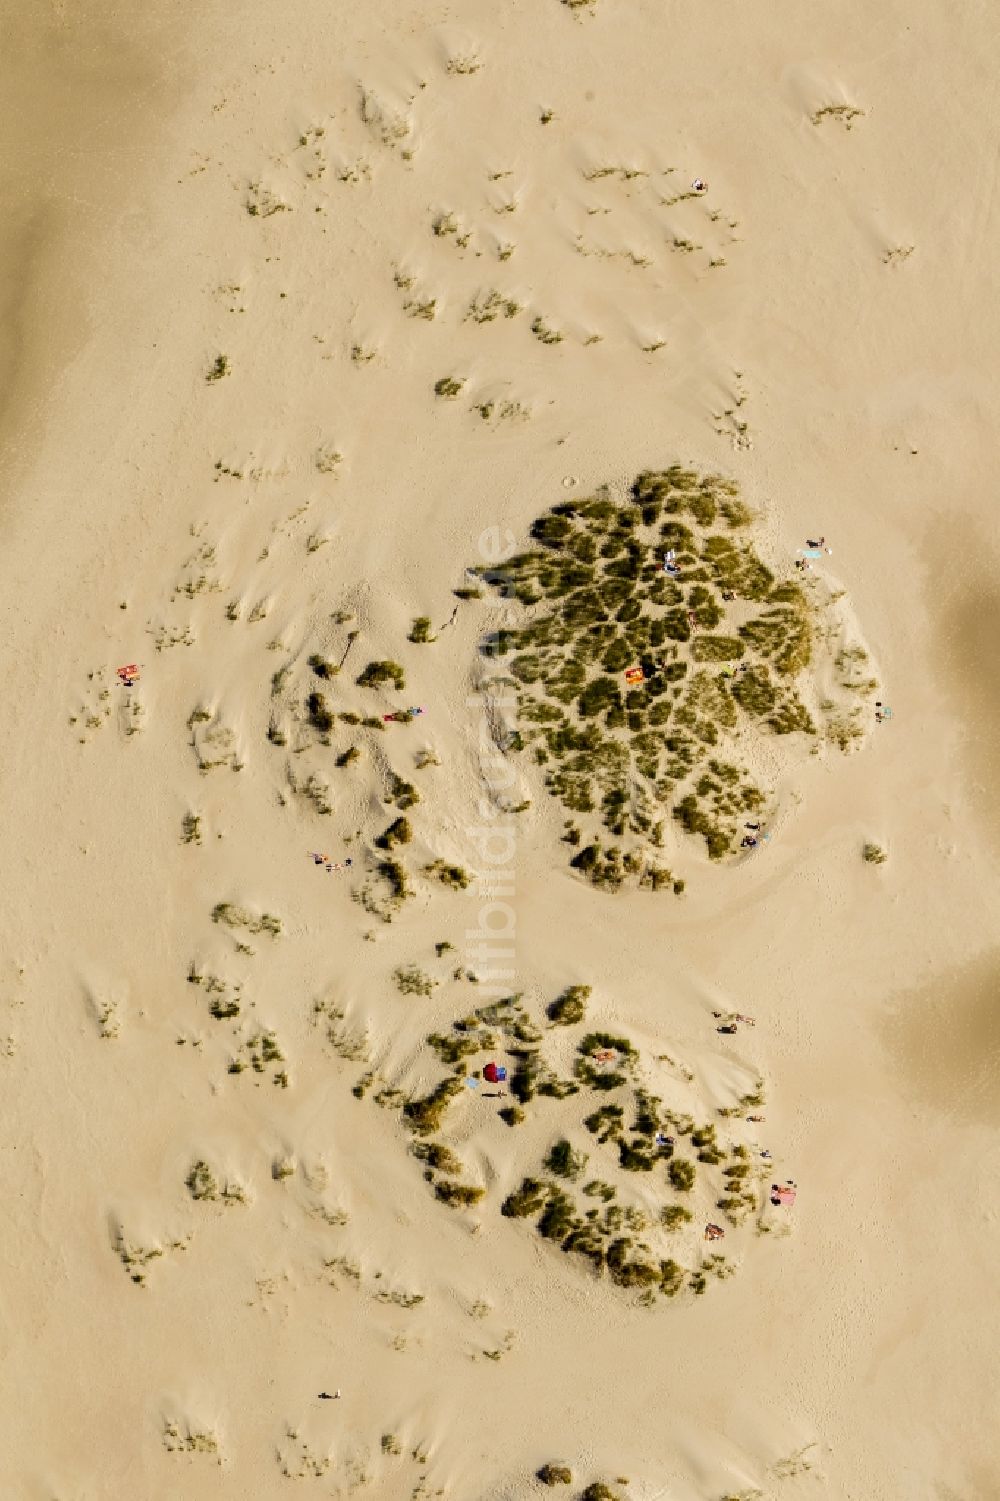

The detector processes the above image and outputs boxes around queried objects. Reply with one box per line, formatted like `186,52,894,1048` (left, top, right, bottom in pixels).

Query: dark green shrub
606,1239,660,1289
306,691,334,733
357,660,406,690
769,696,815,734
602,637,632,672
510,1052,542,1103
403,1076,463,1135
660,1204,692,1230
672,796,730,859
501,1177,547,1218
546,985,590,1025
538,1187,577,1241
434,1179,484,1207
387,773,420,809
531,514,574,549
413,1141,463,1174
668,1157,696,1192
584,1104,624,1141
545,1138,588,1180
378,859,410,901
659,1258,685,1296
618,1140,655,1171
376,816,412,850
578,676,621,718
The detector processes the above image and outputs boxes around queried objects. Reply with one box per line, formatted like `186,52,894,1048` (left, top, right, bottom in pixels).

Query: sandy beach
1,1,998,1497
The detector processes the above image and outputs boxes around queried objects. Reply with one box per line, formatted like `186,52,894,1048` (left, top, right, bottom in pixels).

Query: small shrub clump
306,691,335,733
546,984,590,1026
545,1138,588,1181
376,817,413,850
424,860,472,889
185,1160,218,1200
357,660,406,690
394,964,435,997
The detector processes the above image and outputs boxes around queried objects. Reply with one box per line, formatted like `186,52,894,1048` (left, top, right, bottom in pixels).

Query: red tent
483,1062,507,1083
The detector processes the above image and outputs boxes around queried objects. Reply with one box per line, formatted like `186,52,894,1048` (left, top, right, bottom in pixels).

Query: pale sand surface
1,1,999,1497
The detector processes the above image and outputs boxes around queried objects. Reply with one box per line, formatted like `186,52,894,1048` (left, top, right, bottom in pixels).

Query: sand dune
0,1,999,1498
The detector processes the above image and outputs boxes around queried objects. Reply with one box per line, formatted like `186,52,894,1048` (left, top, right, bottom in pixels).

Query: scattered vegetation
424,860,472,889
346,980,765,1301
467,288,521,323
113,1226,164,1286
811,102,864,129
211,903,282,937
228,1028,287,1082
863,841,888,864
394,964,436,997
162,1419,221,1461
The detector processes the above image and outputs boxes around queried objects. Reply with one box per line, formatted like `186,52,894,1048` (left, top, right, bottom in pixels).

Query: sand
1,0,998,1497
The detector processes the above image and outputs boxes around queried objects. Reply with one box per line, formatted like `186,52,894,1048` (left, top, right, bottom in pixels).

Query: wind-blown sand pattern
1,2,999,1499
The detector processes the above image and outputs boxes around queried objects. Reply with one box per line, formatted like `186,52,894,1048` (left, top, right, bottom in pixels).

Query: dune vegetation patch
342,985,768,1301
470,466,876,886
